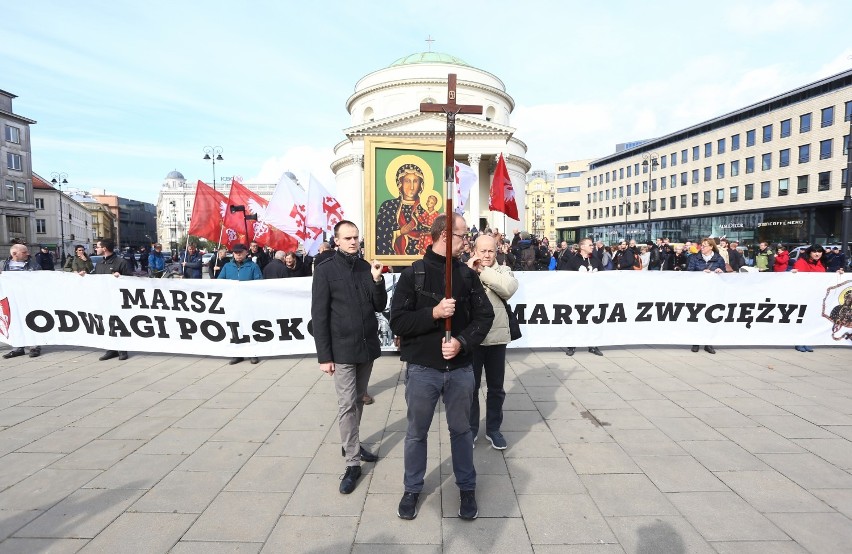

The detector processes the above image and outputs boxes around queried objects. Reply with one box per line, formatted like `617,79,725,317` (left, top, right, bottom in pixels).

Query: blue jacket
217,259,263,281
687,252,726,272
181,251,203,279
148,251,165,271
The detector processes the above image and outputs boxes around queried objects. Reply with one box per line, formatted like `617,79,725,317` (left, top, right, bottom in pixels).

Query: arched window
485,106,496,122
363,107,374,123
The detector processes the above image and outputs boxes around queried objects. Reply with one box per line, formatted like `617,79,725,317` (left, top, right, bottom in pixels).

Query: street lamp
50,172,68,262
621,199,630,241
642,153,659,241
202,146,224,191
169,200,177,253
841,116,852,269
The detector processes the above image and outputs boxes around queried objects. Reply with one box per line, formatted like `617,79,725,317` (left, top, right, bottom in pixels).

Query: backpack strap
412,260,444,302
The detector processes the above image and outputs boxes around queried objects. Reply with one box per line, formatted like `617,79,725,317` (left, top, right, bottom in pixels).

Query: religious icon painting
364,137,446,266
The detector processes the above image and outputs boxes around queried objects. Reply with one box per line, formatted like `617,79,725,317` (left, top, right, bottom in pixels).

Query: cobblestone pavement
0,345,850,553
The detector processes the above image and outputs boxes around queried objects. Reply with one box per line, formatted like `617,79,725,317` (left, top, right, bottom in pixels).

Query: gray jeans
404,363,476,493
334,360,374,466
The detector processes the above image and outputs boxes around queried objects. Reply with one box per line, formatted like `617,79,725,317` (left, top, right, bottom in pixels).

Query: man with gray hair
261,251,288,279
0,244,43,358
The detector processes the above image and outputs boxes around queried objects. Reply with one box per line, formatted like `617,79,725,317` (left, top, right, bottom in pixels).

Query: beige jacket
478,263,519,346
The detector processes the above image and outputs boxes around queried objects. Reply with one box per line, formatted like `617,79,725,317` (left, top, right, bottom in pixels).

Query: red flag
223,179,299,252
489,154,519,220
188,181,228,243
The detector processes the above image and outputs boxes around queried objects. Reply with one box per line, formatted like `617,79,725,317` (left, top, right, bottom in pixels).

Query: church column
467,154,481,230
351,154,364,230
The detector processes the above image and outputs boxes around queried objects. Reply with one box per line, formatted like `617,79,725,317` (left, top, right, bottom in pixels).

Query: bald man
467,235,519,450
0,244,43,358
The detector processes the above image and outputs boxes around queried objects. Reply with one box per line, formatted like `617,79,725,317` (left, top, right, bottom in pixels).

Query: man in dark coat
88,239,132,361
312,220,387,495
35,246,55,271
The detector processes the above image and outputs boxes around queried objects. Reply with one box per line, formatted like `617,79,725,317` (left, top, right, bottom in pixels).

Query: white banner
0,272,850,357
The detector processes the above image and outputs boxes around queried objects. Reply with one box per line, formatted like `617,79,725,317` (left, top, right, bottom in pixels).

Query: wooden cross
419,74,483,339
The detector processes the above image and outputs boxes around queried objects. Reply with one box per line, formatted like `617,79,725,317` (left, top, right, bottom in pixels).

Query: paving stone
562,442,640,474
80,512,196,553
709,541,808,553
779,404,852,426
607,428,684,456
15,488,143,538
677,440,769,471
283,473,369,516
716,427,806,454
49,439,144,470
262,515,358,553
0,452,65,489
0,538,87,554
440,473,519,517
605,515,715,553
354,492,442,545
176,441,258,473
209,418,280,443
134,427,216,455
765,512,852,553
581,409,655,430
667,491,790,541
501,432,563,458
0,510,43,541
717,397,790,416
234,400,296,421
632,455,728,493
546,419,614,443
810,488,852,519
517,494,616,545
15,426,106,454
650,417,726,441
255,430,325,458
82,454,185,490
442,517,532,553
226,456,311,493
791,438,852,469
756,452,852,489
533,401,585,420
629,399,692,419
751,415,837,439
181,491,288,542
130,470,232,513
0,469,101,511
714,470,833,513
506,457,584,495
172,408,242,429
99,416,177,440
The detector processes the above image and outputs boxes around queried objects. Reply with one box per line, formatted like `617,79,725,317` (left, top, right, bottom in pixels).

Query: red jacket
773,250,789,272
793,256,825,272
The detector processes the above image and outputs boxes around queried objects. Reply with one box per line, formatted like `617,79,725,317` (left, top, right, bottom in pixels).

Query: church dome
165,170,185,180
389,52,471,68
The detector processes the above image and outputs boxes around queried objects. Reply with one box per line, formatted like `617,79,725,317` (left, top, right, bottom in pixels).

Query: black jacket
311,251,388,364
208,254,232,279
390,247,494,370
35,252,54,271
94,253,132,276
262,258,306,279
557,252,604,272
613,247,636,270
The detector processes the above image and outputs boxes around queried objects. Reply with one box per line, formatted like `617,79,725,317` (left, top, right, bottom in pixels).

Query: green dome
389,52,470,67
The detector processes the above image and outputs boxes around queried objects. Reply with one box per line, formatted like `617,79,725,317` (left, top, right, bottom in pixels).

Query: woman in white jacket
466,235,519,450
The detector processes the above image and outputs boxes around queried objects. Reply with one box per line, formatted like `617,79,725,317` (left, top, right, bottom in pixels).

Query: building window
703,191,711,205
634,183,639,195
681,149,688,164
821,106,834,127
704,143,712,157
634,163,639,175
799,144,810,163
15,182,25,203
6,153,22,171
717,163,725,179
651,179,656,192
730,186,739,202
797,175,809,194
846,101,852,122
731,134,740,150
626,166,631,178
36,219,46,234
35,198,44,210
619,168,624,179
703,167,711,182
819,138,832,160
731,160,739,176
670,153,676,167
746,129,756,147
845,134,850,156
745,183,754,200
778,178,789,196
843,168,849,186
660,156,667,169
818,171,831,191
716,189,724,204
779,148,790,167
717,138,726,154
4,125,21,144
745,157,755,173
761,181,771,198
669,196,675,210
6,216,24,234
691,169,699,184
680,194,687,208
692,146,700,161
660,176,667,189
692,193,698,207
761,153,772,170
780,118,791,138
800,112,812,132
4,181,13,201
660,198,666,211
763,124,772,142
680,172,687,186
605,207,610,217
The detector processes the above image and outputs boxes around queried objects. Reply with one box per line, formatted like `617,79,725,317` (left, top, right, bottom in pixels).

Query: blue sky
3,0,851,204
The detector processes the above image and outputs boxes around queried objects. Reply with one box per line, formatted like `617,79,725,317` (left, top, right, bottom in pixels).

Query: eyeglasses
452,233,467,240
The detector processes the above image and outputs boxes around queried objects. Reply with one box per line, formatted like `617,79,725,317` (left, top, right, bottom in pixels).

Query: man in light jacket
466,234,519,450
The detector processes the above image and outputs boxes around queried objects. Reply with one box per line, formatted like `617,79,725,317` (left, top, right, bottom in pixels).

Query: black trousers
470,343,507,436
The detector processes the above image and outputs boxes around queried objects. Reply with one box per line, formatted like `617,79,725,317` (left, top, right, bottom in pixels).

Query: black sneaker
340,446,379,463
397,492,419,520
3,348,25,359
459,490,478,520
339,465,361,494
229,357,244,365
486,431,508,450
117,351,128,361
99,350,119,361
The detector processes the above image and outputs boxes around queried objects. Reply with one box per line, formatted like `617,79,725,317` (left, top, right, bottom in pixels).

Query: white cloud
725,0,824,34
247,146,337,190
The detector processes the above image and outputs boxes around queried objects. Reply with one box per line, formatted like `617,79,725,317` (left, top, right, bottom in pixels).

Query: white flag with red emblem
264,172,322,254
453,161,477,215
306,174,345,233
